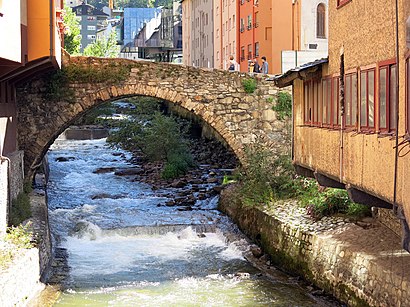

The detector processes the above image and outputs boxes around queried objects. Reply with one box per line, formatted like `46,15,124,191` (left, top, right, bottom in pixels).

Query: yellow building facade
277,0,410,249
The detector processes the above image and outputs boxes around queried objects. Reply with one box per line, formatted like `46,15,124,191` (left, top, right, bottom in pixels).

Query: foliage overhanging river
41,131,339,306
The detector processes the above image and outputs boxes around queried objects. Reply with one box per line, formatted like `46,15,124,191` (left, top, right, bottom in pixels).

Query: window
87,34,96,40
406,58,410,133
247,44,252,60
240,18,245,32
255,42,259,57
254,12,259,28
332,77,340,126
232,15,235,28
360,69,375,129
322,78,332,125
379,63,397,132
316,4,326,38
304,79,322,126
247,15,252,30
87,25,96,31
240,46,245,61
345,73,358,127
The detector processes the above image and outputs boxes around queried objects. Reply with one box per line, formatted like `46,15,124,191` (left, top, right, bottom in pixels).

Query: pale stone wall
0,185,52,306
220,187,410,307
0,249,44,307
17,55,288,179
0,159,8,235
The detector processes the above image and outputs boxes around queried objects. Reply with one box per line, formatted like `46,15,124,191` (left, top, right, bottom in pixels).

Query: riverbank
219,184,410,307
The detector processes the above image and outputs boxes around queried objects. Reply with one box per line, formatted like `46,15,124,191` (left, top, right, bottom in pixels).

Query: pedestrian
261,56,269,74
228,55,238,71
253,58,260,73
249,60,255,73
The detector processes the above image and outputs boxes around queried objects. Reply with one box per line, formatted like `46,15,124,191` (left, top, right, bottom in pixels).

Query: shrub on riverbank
108,111,194,179
233,143,370,220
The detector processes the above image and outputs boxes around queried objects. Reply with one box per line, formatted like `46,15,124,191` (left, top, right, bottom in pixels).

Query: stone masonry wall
220,186,410,307
17,55,289,178
0,175,52,306
0,249,45,307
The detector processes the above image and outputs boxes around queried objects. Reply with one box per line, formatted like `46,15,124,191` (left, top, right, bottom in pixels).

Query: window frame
378,59,397,134
331,75,340,128
359,67,376,131
344,71,358,129
321,77,332,127
316,3,326,39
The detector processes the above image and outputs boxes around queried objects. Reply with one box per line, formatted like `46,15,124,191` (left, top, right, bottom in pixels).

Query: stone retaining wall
0,249,45,307
219,186,410,307
0,176,52,306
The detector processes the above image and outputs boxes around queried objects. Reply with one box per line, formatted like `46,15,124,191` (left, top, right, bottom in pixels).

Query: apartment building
213,0,237,69
72,2,109,52
182,0,214,68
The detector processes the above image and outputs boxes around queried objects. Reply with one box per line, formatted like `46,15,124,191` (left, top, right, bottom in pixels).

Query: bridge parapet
17,54,290,178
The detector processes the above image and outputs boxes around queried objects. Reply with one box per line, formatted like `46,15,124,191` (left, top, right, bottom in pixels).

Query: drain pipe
393,0,400,216
339,47,345,183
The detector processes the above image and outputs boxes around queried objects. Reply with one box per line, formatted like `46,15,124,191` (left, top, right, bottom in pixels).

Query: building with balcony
275,0,410,250
0,0,64,232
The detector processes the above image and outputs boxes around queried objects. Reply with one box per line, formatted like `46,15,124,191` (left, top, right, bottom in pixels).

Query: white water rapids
43,136,334,306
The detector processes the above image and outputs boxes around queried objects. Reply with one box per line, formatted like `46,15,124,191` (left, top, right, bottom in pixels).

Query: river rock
93,167,116,174
213,185,224,193
114,167,144,176
177,206,193,211
171,180,186,188
55,156,75,162
91,193,125,200
250,245,263,258
207,177,219,184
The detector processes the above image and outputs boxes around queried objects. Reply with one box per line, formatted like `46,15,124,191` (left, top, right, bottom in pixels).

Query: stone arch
17,55,286,180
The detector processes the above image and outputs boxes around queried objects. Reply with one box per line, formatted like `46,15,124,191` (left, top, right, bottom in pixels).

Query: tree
83,29,120,58
63,6,81,55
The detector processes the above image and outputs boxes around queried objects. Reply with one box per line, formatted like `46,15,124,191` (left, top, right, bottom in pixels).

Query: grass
10,192,32,226
242,78,257,93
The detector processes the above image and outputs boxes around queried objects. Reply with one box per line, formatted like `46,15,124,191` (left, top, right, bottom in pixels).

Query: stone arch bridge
17,54,288,179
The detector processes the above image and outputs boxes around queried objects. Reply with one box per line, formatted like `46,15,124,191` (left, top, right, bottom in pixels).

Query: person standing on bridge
228,55,239,71
261,56,269,74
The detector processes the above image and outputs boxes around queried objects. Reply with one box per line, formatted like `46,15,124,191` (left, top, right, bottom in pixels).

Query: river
43,133,338,306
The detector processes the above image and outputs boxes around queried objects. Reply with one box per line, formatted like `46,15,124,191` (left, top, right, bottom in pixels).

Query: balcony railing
240,56,245,62
254,22,259,28
240,26,245,33
247,24,252,30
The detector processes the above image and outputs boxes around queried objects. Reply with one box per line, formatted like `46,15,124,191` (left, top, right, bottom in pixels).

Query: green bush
237,144,301,206
305,188,371,220
242,78,257,93
10,192,31,226
108,110,194,179
272,92,292,120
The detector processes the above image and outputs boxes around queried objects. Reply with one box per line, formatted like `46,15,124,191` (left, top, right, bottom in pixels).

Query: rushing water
44,135,336,306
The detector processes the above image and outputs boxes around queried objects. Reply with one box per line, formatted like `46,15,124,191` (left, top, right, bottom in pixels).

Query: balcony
254,22,259,28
